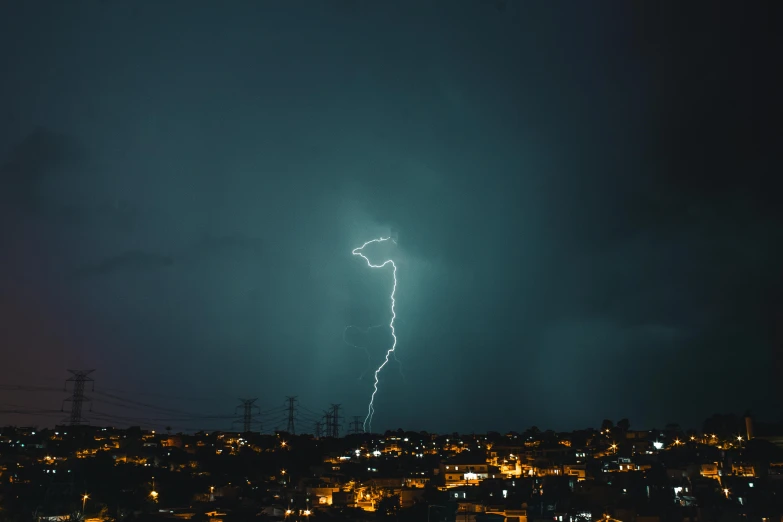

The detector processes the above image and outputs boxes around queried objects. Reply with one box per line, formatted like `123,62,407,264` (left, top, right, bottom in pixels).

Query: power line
0,409,63,417
94,391,216,417
2,381,287,418
3,378,340,435
0,384,62,392
90,397,236,421
89,411,215,433
99,387,213,401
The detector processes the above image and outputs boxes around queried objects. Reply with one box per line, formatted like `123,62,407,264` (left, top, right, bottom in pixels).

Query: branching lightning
352,237,398,433
343,324,405,382
343,325,383,381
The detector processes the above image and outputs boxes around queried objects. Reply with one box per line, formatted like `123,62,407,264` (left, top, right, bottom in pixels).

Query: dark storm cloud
1,126,85,210
0,126,139,237
52,199,138,229
337,2,781,430
0,1,778,433
71,234,266,278
624,3,783,419
183,234,266,260
71,250,175,279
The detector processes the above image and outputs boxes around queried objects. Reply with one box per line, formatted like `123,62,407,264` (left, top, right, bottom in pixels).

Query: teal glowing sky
0,1,780,433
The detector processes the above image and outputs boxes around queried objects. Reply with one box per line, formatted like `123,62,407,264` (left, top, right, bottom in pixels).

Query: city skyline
2,414,781,521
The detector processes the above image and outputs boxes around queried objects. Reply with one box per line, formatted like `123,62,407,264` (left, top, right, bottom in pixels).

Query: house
440,457,492,486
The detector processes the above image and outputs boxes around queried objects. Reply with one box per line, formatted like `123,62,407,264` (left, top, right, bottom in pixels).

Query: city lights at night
0,0,777,520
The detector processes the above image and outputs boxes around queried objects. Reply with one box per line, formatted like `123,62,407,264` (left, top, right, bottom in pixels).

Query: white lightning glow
352,237,398,433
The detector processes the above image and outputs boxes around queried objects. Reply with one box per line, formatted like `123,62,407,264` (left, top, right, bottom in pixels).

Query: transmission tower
62,370,94,426
285,396,297,435
349,415,363,434
324,410,332,437
235,398,259,433
314,421,323,439
331,404,341,438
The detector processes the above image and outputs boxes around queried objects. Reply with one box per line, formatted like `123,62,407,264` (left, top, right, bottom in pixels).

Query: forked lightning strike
352,237,398,433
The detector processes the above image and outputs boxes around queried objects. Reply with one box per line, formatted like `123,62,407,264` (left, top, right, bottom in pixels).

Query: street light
82,494,89,513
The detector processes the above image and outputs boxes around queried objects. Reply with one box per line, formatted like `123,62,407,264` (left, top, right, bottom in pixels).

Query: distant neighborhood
2,414,783,522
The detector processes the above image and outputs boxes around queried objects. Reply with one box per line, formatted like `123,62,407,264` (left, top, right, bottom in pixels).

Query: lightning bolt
352,237,398,433
343,325,406,382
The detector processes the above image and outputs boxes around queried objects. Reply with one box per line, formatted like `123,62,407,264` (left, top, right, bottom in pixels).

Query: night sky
1,1,780,434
